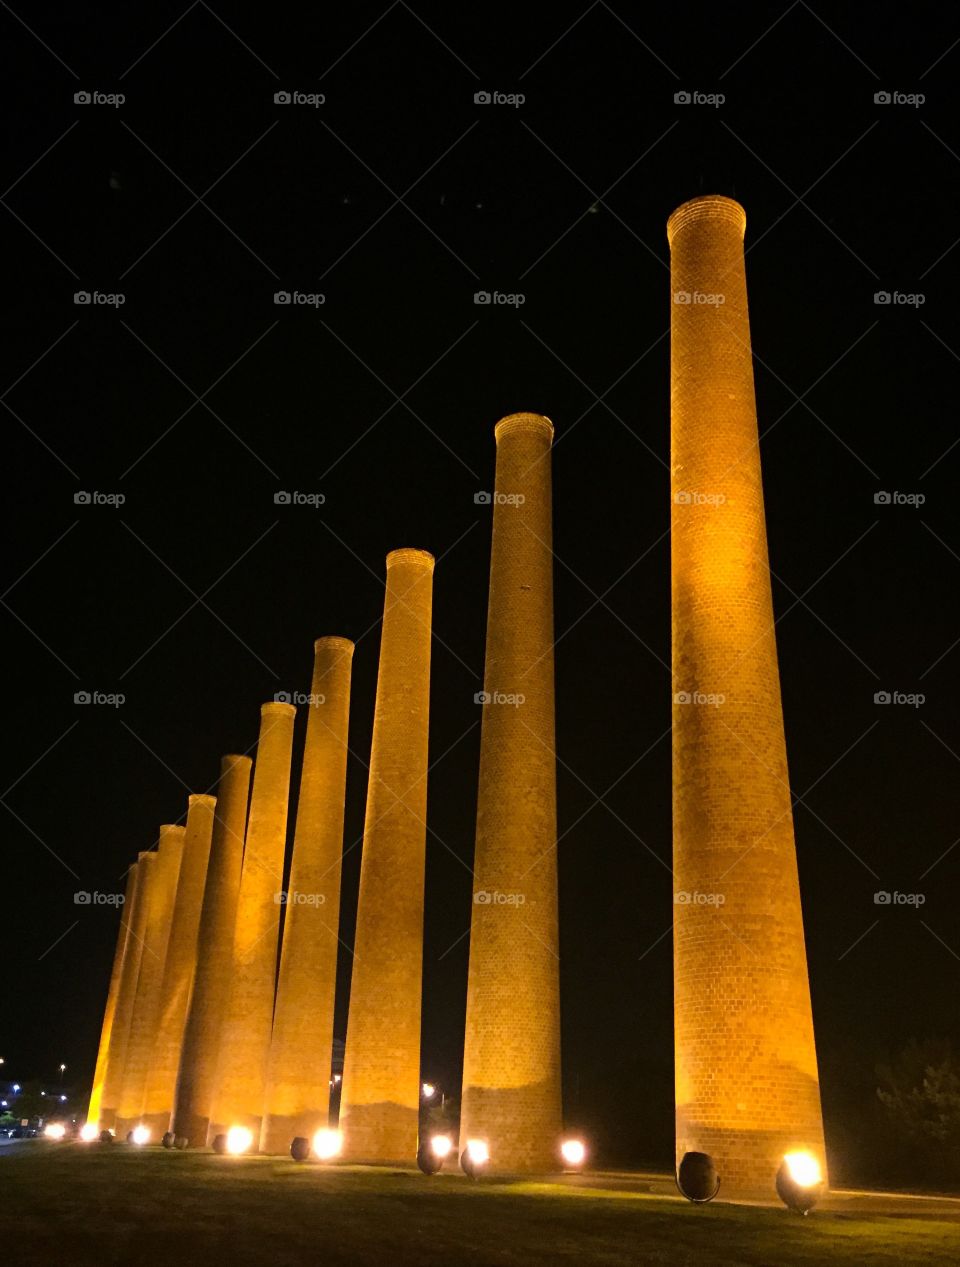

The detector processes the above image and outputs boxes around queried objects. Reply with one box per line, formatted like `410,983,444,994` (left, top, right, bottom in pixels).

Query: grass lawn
2,1141,959,1266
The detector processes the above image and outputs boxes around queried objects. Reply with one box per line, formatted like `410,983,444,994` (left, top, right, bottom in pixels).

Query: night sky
3,2,959,1170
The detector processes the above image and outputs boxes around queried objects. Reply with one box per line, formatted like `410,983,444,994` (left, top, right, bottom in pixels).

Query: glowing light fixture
312,1128,342,1161
560,1138,586,1167
80,1123,99,1142
225,1126,253,1155
431,1134,452,1159
421,1082,436,1098
131,1125,150,1146
460,1138,489,1179
776,1151,824,1214
44,1123,66,1140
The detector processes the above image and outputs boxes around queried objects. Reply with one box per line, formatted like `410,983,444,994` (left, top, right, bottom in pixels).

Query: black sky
3,1,959,1169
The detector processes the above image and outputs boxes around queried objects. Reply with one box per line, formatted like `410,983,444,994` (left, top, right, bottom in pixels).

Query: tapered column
459,413,561,1173
173,756,252,1146
142,794,217,1136
115,825,184,1134
100,851,155,1127
340,549,433,1163
669,195,826,1196
211,704,296,1143
86,862,140,1130
261,638,354,1153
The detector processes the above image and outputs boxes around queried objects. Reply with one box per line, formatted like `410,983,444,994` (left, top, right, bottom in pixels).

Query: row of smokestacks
87,414,562,1171
87,195,826,1192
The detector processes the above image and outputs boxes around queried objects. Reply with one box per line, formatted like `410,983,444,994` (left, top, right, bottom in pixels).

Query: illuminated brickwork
669,194,826,1195
142,793,217,1135
211,703,295,1142
261,638,355,1154
100,851,154,1127
86,861,140,1130
459,414,562,1173
173,755,252,1146
115,825,184,1134
340,550,433,1164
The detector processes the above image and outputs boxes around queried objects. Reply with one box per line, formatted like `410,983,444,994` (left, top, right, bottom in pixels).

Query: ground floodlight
417,1134,451,1176
312,1128,342,1161
290,1136,311,1162
80,1123,99,1142
225,1126,254,1155
131,1125,150,1146
211,1133,228,1154
560,1138,586,1168
99,1129,115,1144
174,1136,188,1150
677,1151,720,1203
460,1139,489,1179
776,1151,824,1215
161,1131,175,1149
44,1123,66,1140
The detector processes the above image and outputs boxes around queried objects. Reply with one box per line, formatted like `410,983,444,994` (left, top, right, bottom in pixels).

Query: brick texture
211,703,296,1142
261,637,354,1153
340,550,433,1164
173,754,252,1146
669,195,827,1196
459,414,562,1174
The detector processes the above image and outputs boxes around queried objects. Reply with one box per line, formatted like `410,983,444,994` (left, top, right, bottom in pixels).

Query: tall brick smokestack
669,194,826,1196
459,413,562,1173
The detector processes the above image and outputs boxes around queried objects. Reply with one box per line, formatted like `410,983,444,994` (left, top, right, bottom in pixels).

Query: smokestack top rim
187,793,217,808
495,411,554,444
260,700,297,717
386,547,435,571
313,635,355,654
667,195,746,245
222,752,253,769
